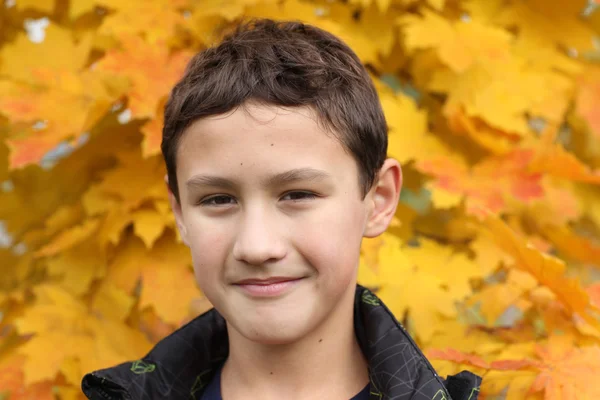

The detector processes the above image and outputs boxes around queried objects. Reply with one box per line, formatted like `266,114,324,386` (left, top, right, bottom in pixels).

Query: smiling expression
169,103,378,344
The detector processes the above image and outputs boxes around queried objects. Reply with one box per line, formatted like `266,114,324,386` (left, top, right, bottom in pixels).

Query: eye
200,195,236,206
281,191,317,201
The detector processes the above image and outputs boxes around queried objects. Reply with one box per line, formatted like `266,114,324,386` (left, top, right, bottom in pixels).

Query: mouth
233,277,305,297
234,277,303,285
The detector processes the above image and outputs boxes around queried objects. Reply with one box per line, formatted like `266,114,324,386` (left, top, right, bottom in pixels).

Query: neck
221,285,369,400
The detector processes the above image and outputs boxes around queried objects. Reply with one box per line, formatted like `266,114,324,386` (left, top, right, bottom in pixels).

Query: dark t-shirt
200,365,371,400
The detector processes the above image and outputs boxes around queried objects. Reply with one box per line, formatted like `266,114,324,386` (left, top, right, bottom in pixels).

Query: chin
236,315,315,346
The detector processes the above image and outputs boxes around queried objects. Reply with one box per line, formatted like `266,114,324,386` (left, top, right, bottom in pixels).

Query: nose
232,205,287,266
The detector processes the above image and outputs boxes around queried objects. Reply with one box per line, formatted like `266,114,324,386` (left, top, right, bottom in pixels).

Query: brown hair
162,18,388,204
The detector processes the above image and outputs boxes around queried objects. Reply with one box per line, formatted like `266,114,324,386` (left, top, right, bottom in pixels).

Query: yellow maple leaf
14,284,151,385
399,9,513,73
540,224,600,267
97,205,136,247
0,24,91,82
106,235,147,294
470,232,514,275
379,88,463,167
92,281,135,322
68,0,99,20
105,230,199,325
14,0,54,13
139,231,199,325
353,2,398,57
358,233,456,342
98,0,185,43
190,0,248,20
403,238,484,300
379,268,457,344
495,0,597,54
132,207,173,249
93,150,166,211
461,0,504,25
96,35,192,118
245,0,379,64
34,218,101,258
45,240,106,296
429,56,574,137
41,204,85,239
482,370,539,400
470,269,537,325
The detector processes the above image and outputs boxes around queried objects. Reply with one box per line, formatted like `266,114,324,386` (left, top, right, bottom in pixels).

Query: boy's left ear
363,158,402,238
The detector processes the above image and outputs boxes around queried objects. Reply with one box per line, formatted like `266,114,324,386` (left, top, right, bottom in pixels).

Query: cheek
300,201,365,279
187,220,230,286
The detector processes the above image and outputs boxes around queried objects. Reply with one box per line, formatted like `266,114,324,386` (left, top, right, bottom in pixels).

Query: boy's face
168,103,399,344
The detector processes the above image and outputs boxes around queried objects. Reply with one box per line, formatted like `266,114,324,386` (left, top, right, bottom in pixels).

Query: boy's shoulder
81,286,481,400
82,306,228,399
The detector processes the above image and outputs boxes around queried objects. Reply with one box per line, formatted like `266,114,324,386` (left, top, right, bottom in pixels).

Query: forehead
175,103,357,183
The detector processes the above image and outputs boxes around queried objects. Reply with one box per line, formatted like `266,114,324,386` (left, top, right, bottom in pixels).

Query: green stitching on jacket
130,360,156,374
368,375,383,399
432,389,448,400
362,291,380,306
190,369,213,399
467,386,480,400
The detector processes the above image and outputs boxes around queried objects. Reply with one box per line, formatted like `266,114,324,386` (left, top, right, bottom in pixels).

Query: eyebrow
185,168,333,191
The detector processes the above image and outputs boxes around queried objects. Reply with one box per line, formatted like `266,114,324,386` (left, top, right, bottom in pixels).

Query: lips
233,276,304,297
234,277,302,285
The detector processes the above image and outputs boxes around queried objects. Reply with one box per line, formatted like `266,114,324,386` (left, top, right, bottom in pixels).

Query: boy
82,19,481,399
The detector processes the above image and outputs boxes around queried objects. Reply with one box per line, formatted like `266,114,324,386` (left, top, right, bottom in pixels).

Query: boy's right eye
199,195,235,206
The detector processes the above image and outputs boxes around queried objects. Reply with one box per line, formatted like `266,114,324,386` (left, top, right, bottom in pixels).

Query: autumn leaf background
1,0,600,398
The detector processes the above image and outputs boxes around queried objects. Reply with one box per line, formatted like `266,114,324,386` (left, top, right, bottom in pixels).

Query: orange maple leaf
540,224,600,267
445,106,521,154
482,213,600,330
529,336,600,398
528,128,600,184
575,68,600,140
417,149,544,216
426,348,490,369
0,354,53,400
430,336,600,399
140,100,165,158
588,283,600,309
5,126,67,170
96,35,192,119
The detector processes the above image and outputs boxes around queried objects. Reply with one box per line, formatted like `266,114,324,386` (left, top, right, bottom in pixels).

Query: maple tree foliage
0,0,600,398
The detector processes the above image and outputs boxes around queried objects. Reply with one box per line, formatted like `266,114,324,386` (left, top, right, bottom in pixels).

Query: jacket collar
82,285,481,399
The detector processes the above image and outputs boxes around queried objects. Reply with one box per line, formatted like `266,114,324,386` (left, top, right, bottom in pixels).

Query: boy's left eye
281,191,317,201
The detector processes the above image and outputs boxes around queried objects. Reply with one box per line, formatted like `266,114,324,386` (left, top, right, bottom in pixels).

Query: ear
165,174,189,247
363,158,403,238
